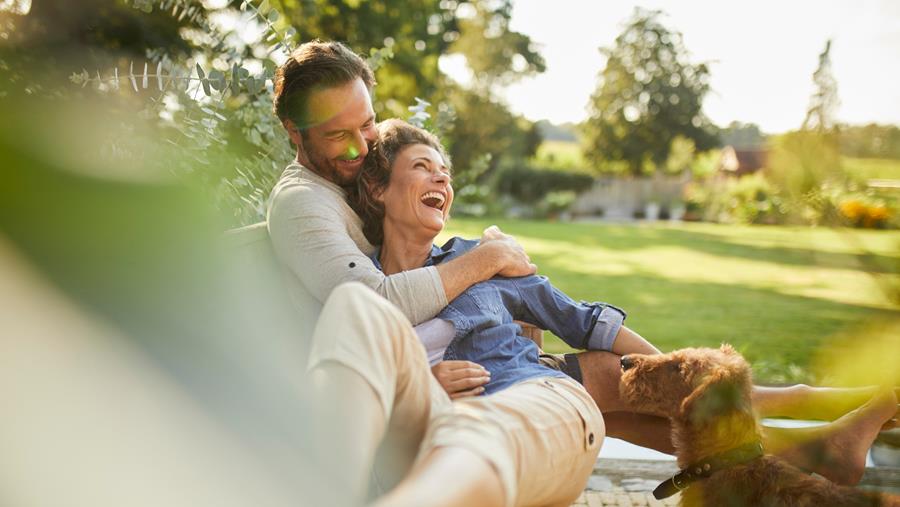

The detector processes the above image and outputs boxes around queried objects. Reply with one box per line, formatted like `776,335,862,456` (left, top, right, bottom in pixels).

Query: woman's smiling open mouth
420,191,446,211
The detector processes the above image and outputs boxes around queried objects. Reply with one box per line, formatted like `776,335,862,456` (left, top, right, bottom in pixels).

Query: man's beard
302,140,369,188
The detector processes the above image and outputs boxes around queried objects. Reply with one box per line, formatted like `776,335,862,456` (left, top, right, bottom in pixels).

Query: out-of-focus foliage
582,7,717,176
839,123,900,160
686,173,784,225
494,165,593,203
449,0,544,92
1,0,545,225
0,90,347,506
688,148,721,179
271,0,545,177
801,40,839,133
719,121,767,149
767,130,844,225
443,83,541,175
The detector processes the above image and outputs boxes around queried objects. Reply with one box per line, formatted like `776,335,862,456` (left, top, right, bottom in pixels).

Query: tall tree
582,8,716,176
802,39,839,132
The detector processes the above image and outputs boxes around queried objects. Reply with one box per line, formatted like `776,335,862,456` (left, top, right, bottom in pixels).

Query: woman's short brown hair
351,119,451,246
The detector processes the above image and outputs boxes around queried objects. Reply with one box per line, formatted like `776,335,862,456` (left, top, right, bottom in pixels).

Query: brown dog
619,345,898,507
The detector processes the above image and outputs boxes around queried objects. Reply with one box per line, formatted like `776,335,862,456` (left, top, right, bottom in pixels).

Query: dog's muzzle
620,355,634,371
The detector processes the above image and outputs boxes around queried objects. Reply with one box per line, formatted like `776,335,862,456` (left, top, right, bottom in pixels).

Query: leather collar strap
653,440,764,500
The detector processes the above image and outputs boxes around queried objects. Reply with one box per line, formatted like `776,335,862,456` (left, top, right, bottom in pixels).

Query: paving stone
584,490,604,507
614,493,633,506
628,492,649,505
597,491,617,505
662,492,681,505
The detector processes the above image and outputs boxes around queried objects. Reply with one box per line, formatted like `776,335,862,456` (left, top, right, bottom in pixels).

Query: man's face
291,77,377,186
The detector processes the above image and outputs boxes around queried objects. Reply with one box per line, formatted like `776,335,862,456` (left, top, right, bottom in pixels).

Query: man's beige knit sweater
267,162,448,332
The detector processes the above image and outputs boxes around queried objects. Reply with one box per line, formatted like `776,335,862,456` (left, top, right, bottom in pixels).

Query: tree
802,39,839,132
582,8,717,176
448,0,545,94
768,40,844,225
719,121,766,149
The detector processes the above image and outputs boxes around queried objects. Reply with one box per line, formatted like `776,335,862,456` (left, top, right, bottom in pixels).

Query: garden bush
687,173,784,225
493,165,593,203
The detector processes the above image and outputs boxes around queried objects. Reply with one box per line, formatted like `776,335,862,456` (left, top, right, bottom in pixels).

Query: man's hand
431,360,491,399
480,225,537,277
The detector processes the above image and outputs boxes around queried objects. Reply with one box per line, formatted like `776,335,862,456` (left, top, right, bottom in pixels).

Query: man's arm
268,184,534,325
436,226,536,303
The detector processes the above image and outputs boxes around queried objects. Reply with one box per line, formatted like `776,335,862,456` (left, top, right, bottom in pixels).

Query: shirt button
588,433,595,445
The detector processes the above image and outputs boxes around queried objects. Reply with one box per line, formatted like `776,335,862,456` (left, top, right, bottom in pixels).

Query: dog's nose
621,355,634,371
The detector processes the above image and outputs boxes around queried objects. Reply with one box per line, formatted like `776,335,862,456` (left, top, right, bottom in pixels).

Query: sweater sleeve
267,182,447,325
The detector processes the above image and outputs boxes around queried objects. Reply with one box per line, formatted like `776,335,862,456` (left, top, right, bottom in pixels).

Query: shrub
838,198,894,229
536,191,577,219
493,165,593,203
690,173,785,224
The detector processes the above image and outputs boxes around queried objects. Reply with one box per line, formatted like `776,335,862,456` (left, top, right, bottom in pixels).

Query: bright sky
444,0,900,133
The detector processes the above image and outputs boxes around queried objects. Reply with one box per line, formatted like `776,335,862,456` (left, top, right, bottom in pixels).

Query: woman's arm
503,275,640,352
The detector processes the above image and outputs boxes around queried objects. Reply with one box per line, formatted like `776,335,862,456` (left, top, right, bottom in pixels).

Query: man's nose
620,355,635,371
350,131,369,159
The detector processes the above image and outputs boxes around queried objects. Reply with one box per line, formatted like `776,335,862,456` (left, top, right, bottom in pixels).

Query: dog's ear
680,367,748,424
720,343,737,355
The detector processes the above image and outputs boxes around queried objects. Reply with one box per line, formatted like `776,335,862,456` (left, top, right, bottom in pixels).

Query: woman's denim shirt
372,237,626,394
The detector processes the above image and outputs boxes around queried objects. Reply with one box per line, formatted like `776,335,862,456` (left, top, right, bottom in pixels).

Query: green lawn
440,219,900,385
843,156,900,181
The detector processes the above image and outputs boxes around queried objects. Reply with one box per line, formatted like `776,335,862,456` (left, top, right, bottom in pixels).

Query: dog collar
653,440,764,500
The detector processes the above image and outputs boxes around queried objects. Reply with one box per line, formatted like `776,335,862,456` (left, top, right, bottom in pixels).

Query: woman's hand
431,360,491,399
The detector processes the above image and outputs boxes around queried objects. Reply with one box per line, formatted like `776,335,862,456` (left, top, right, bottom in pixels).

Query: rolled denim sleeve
586,304,626,351
503,275,626,351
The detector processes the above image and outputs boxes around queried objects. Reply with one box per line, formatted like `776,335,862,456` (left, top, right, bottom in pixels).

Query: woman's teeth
420,191,445,210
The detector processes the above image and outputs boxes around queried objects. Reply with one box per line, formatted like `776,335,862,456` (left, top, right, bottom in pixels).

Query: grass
843,156,900,181
440,218,900,385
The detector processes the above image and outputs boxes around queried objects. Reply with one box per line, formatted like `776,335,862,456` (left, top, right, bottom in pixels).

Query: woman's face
379,143,453,239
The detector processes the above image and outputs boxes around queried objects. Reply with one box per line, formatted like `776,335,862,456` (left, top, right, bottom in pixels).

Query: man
267,41,537,340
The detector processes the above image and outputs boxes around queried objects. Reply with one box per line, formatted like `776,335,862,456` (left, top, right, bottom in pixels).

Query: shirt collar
370,242,456,271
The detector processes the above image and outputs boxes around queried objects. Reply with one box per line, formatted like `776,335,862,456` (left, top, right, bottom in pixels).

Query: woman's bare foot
766,388,898,485
753,384,893,421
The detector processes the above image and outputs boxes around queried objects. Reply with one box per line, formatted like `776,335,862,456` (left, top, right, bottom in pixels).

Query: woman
351,119,898,487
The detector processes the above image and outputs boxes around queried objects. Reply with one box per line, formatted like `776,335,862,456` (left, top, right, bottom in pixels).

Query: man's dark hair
273,40,375,128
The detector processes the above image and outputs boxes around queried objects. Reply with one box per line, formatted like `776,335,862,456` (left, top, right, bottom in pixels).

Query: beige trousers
308,282,604,507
